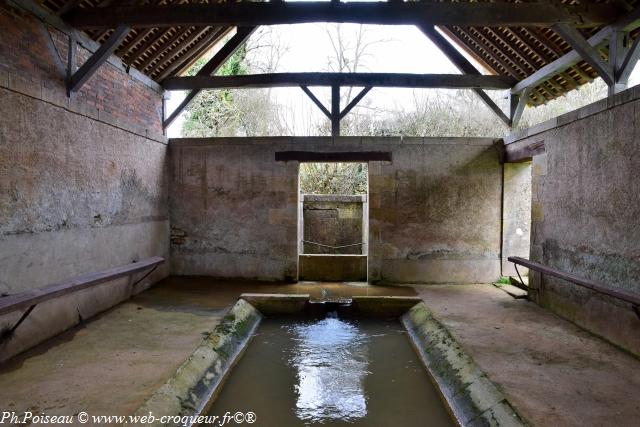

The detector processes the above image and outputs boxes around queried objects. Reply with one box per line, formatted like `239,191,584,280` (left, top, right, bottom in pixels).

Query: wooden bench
0,256,165,317
508,256,640,314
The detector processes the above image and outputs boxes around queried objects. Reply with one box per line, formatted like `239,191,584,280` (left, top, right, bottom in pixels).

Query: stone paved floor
0,279,638,426
415,284,640,427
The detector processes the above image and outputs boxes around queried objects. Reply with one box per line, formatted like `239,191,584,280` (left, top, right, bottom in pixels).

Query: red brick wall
0,2,164,134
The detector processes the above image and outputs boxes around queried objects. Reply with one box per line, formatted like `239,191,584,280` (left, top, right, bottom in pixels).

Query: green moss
495,276,512,286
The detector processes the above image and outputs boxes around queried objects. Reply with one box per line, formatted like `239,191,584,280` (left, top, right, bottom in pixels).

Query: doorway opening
297,163,368,282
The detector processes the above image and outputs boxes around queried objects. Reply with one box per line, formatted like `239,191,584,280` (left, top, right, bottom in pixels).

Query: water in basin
207,314,454,426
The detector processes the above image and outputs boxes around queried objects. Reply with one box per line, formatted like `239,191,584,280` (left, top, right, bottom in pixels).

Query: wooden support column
66,32,77,96
331,84,340,137
608,30,629,95
67,25,131,94
510,87,532,129
300,85,371,131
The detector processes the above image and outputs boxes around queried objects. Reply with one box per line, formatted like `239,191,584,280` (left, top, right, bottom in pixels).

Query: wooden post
331,84,340,137
66,32,76,96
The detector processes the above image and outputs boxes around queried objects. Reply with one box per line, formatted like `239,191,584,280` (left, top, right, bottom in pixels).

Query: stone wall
501,162,532,276
505,85,640,356
169,137,502,284
0,2,169,361
302,194,365,255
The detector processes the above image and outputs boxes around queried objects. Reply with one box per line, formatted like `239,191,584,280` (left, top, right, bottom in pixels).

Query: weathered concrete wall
0,3,169,360
169,137,502,284
501,162,532,276
505,85,640,356
367,138,502,284
302,194,364,255
169,139,299,281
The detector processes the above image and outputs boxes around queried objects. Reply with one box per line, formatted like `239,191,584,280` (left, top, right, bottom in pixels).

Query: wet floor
207,315,454,427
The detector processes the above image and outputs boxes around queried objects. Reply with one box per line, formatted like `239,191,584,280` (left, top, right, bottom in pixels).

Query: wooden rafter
154,27,230,81
553,23,614,86
163,26,256,128
419,26,510,127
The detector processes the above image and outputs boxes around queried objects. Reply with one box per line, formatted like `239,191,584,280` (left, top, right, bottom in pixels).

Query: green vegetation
495,276,512,286
299,163,368,195
181,40,284,137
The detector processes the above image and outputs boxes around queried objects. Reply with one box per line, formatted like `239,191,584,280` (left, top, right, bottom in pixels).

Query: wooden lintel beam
275,151,392,163
163,26,256,128
552,23,614,86
67,25,130,94
504,140,545,163
300,86,331,119
163,73,517,91
339,86,372,120
65,2,617,30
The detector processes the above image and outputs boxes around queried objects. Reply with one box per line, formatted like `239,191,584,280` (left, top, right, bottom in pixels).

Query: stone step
495,284,528,299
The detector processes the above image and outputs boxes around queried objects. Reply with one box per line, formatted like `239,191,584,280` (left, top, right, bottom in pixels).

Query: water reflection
285,315,369,423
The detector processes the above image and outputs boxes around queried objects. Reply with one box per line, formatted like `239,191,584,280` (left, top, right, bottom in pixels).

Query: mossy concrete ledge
240,293,310,315
402,303,527,427
351,295,423,317
133,299,262,426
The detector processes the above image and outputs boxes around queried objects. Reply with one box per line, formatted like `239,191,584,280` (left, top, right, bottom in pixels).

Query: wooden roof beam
162,73,517,91
65,2,617,30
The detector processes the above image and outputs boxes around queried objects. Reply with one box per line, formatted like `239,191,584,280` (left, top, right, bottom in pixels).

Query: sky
165,23,640,137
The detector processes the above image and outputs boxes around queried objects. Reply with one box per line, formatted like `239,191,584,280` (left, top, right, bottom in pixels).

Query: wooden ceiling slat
147,26,212,78
127,27,177,68
119,28,157,59
483,27,540,72
138,26,192,71
455,27,526,78
154,27,230,80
